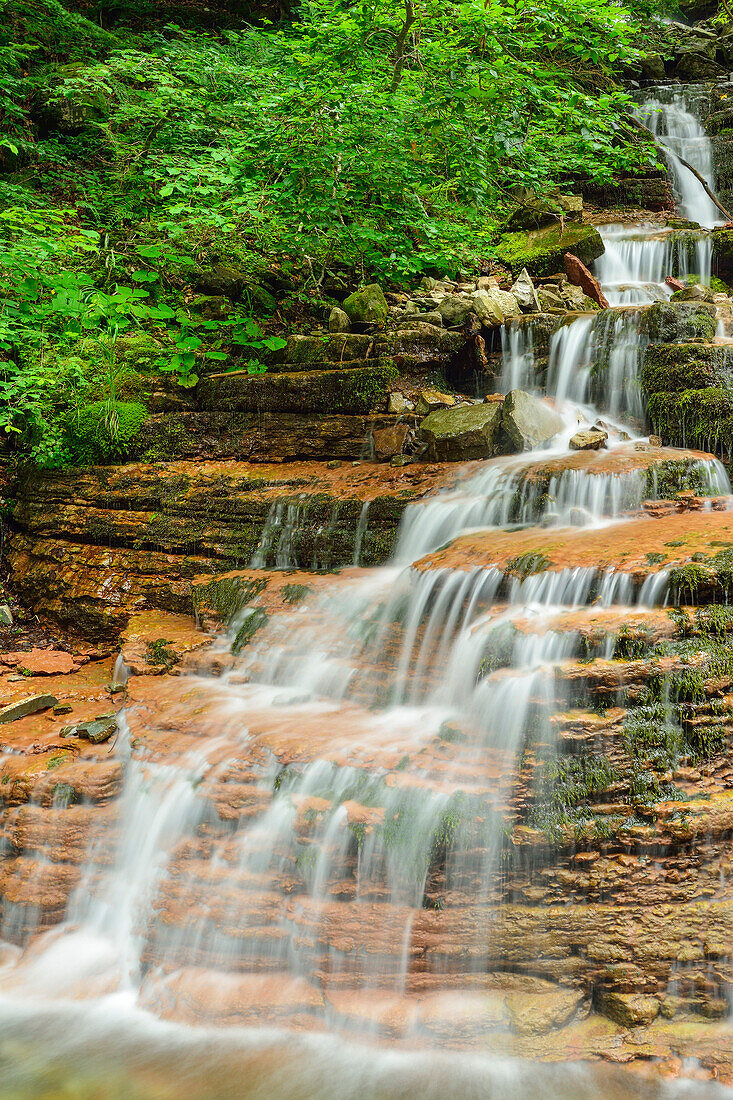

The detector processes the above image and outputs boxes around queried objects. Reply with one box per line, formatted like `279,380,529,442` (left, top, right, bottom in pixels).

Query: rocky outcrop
6,461,463,639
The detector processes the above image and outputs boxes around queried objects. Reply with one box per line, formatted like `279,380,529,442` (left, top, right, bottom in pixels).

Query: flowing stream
0,85,732,1098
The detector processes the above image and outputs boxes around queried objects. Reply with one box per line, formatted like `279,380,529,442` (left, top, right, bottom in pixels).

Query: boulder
503,193,583,232
597,991,660,1028
644,301,716,343
418,402,503,461
373,424,409,461
511,269,540,312
537,286,566,313
560,283,593,311
495,223,605,278
62,717,118,744
342,284,388,326
191,295,231,321
671,283,715,303
415,388,456,415
329,307,351,333
471,287,520,326
674,52,725,80
501,390,565,451
570,429,608,451
437,295,475,327
665,275,685,292
564,253,609,309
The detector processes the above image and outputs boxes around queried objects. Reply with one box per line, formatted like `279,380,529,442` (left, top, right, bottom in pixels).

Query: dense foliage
0,0,665,465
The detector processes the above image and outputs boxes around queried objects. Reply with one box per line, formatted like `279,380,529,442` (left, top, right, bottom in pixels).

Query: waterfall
595,224,712,305
634,87,722,228
1,80,732,1098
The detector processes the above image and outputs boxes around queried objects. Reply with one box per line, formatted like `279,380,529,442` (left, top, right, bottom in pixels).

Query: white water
635,88,722,227
2,86,733,1099
593,86,721,308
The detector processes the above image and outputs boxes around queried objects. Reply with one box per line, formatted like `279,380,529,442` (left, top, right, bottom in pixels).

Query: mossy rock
65,400,149,465
712,225,733,283
647,386,733,453
642,343,732,395
282,333,373,367
34,63,111,135
643,302,716,344
342,283,388,326
198,363,398,414
191,295,232,321
114,333,164,371
418,402,503,460
576,173,672,213
494,223,604,277
501,193,582,233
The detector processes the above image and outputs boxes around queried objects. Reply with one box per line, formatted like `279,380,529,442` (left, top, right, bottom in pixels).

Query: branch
629,114,733,222
389,0,416,94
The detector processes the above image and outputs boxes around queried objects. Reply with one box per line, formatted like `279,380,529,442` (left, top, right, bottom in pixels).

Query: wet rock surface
7,100,733,1090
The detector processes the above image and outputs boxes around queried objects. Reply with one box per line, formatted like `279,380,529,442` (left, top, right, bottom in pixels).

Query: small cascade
546,310,649,422
595,224,712,305
635,87,721,228
499,319,536,391
395,455,710,562
250,499,305,569
352,501,371,565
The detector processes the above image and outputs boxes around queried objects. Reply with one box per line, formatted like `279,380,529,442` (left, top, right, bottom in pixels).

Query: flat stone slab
0,694,58,724
413,507,733,581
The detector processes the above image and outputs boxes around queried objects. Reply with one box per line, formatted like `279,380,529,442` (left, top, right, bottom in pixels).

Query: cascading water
635,87,721,228
595,224,712,305
2,85,733,1100
592,85,721,312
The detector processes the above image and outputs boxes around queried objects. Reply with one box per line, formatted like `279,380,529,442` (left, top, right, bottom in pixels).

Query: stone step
133,410,397,463
8,461,459,639
198,364,398,414
412,505,733,604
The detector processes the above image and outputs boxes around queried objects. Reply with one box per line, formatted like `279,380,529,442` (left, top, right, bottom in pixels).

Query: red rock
564,253,609,309
666,275,685,292
0,650,78,675
372,424,409,461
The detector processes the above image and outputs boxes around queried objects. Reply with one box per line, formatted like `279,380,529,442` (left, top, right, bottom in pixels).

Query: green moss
494,223,604,276
337,361,398,413
282,583,310,604
114,333,163,371
505,550,550,580
648,459,718,501
477,621,517,675
232,606,268,653
642,344,729,396
51,782,79,807
529,753,620,841
643,302,717,344
66,400,149,465
192,576,267,627
145,638,179,669
613,624,654,660
648,387,733,454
